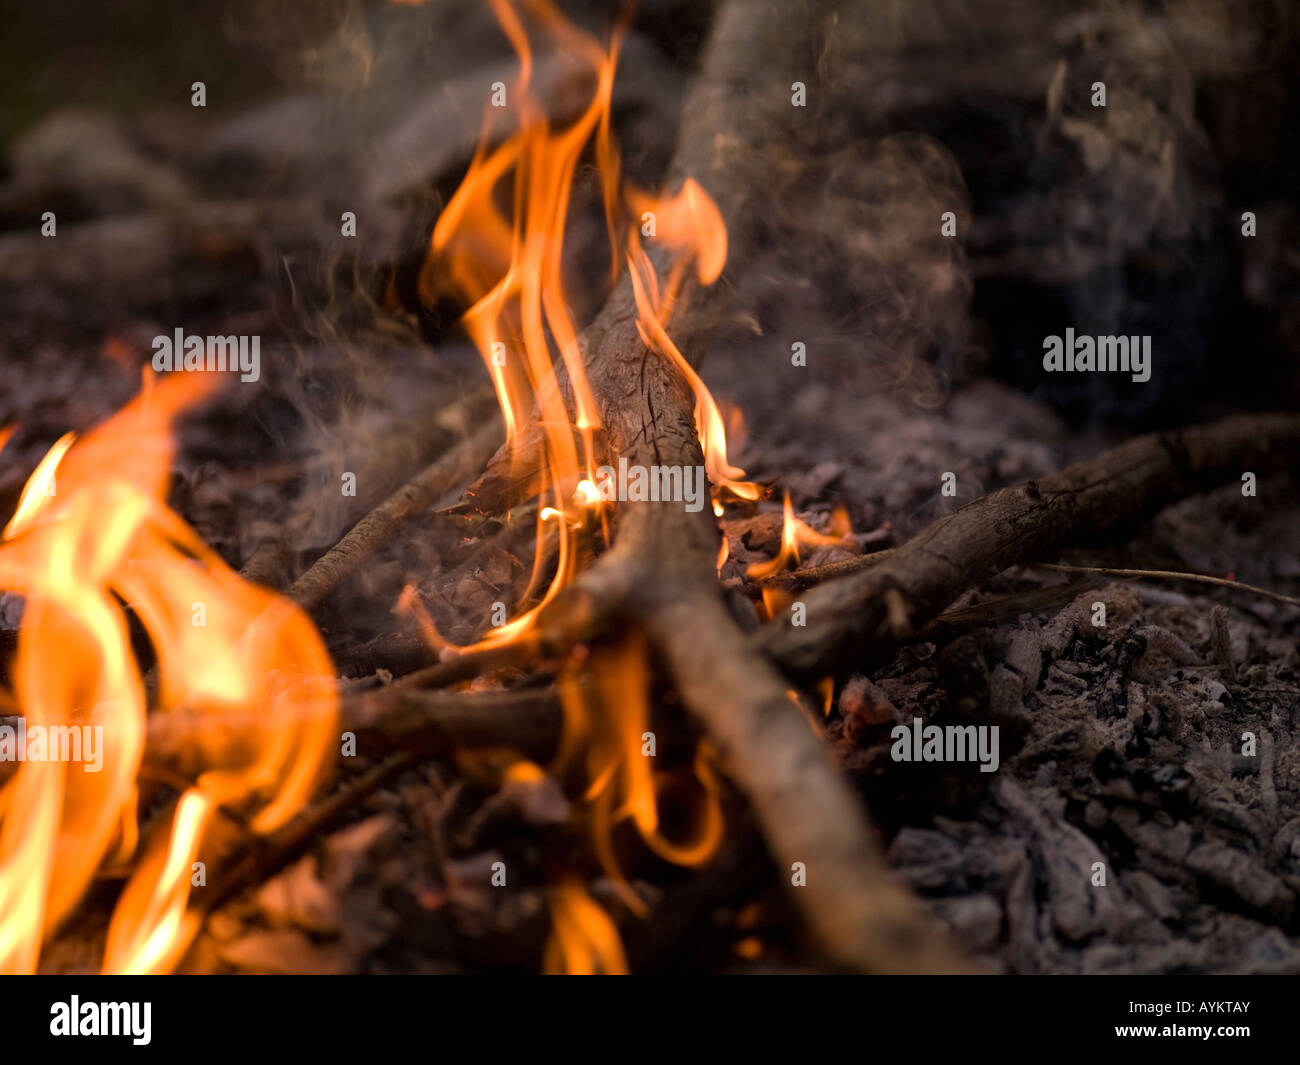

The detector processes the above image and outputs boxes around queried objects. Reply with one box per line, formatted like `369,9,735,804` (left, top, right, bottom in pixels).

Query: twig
242,386,500,587
1038,563,1300,608
203,753,414,914
341,684,561,760
145,683,561,769
387,642,536,690
288,419,501,612
756,549,895,593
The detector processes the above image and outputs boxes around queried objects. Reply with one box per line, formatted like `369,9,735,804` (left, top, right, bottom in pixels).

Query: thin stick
288,420,501,612
1037,563,1300,607
756,549,895,593
239,387,498,591
340,684,561,760
145,683,561,769
203,753,414,914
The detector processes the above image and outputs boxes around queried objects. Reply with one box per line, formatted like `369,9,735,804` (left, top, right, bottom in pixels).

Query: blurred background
3,0,1298,425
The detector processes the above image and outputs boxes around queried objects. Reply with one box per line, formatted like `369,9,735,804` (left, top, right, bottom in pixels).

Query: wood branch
755,549,895,595
386,642,534,690
202,754,415,915
331,630,434,678
455,0,966,972
634,586,970,972
340,685,560,761
757,413,1300,683
239,387,498,591
146,685,560,771
287,419,502,612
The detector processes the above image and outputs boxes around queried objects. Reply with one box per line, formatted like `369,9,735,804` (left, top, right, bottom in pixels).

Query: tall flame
0,373,337,974
558,633,723,910
424,0,744,970
542,879,628,975
424,0,754,654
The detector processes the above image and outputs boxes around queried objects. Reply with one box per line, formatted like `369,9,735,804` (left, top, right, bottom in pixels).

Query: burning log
410,0,971,972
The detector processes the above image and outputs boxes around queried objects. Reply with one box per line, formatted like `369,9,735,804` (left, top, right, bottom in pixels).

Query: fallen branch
202,753,415,915
287,419,501,612
239,387,498,592
341,684,561,761
757,413,1300,682
146,684,561,771
756,548,894,595
458,0,969,972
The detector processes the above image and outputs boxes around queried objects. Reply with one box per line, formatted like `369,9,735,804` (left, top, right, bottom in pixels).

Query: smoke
704,0,976,419
933,0,1293,424
172,0,1291,589
188,0,691,634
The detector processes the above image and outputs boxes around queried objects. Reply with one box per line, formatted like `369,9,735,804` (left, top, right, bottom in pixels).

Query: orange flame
421,0,745,971
559,633,723,917
746,494,852,579
3,431,74,540
624,183,760,505
424,0,754,651
420,0,629,652
542,879,628,975
0,374,337,973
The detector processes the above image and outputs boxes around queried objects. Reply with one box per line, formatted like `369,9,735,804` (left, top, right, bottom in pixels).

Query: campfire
2,0,1300,983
